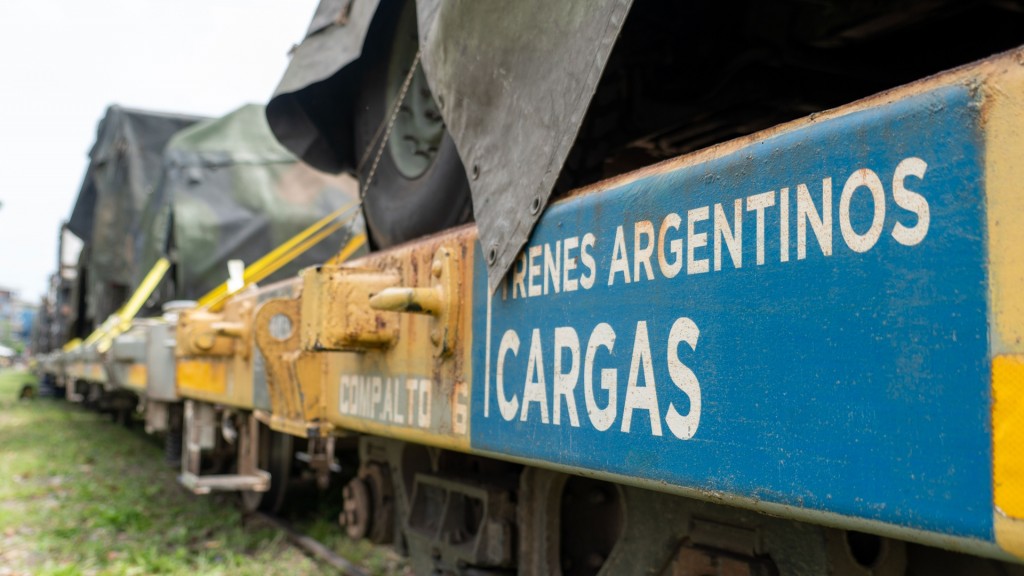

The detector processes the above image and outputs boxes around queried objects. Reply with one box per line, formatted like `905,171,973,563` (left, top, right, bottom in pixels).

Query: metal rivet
471,164,480,180
530,196,543,215
487,245,497,265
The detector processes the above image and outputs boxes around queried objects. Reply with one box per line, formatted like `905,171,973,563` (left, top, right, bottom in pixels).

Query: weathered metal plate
467,54,1023,558
67,359,106,384
108,325,149,393
144,322,178,402
311,230,476,449
175,280,300,410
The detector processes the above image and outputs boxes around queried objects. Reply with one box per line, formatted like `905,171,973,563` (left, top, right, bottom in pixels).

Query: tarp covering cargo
138,103,365,302
266,0,631,289
68,106,204,328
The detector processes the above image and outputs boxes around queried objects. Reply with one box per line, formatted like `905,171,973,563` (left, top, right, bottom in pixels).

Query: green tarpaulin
138,103,366,303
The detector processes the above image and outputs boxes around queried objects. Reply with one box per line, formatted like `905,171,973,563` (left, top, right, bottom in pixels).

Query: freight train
35,1,1024,574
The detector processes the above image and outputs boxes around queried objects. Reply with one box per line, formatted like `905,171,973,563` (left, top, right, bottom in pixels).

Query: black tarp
266,0,632,290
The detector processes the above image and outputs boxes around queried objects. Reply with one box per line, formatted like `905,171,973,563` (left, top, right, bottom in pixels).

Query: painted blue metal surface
471,86,992,541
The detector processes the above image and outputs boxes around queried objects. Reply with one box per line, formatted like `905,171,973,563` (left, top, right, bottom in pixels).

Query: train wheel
353,0,473,249
240,423,293,514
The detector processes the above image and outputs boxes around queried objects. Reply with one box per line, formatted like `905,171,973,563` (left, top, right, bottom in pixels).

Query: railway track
245,512,370,576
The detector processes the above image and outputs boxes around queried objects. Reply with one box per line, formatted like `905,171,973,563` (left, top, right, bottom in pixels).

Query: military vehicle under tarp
137,103,364,304
267,0,629,288
67,106,204,337
267,0,1024,293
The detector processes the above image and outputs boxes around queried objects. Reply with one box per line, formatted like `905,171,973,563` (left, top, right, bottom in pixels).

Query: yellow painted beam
985,57,1024,560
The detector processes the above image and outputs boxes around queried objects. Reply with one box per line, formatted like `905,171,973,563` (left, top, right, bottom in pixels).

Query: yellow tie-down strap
83,257,171,353
64,204,365,353
198,200,366,312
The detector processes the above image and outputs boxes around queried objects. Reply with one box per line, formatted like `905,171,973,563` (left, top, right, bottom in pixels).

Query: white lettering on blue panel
471,86,991,543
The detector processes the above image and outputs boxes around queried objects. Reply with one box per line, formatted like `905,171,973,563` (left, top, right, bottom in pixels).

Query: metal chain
359,50,423,198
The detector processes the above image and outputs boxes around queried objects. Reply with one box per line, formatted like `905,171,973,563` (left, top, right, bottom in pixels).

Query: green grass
0,370,407,575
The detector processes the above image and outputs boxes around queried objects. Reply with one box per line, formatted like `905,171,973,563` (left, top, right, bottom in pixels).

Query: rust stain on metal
174,288,272,409
247,225,477,448
176,300,253,359
300,267,401,351
252,294,335,438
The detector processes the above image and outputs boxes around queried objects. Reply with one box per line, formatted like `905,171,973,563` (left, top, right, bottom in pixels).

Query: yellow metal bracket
176,302,253,359
300,266,401,351
369,246,462,356
253,297,329,438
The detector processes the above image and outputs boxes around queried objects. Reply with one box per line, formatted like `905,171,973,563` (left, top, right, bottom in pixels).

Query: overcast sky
0,0,319,302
